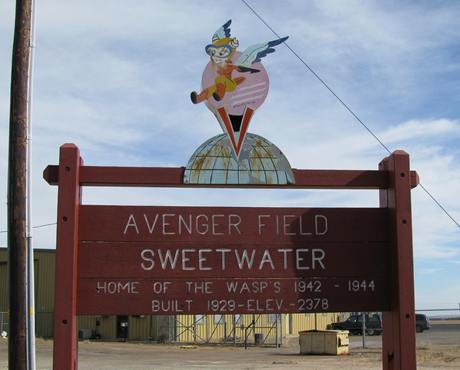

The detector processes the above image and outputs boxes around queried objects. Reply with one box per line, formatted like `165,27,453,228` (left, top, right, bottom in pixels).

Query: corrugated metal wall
34,251,55,338
128,315,151,340
0,249,58,338
35,251,55,314
95,316,117,339
36,312,54,338
174,312,339,344
291,312,340,333
0,257,8,333
0,260,7,312
0,248,340,342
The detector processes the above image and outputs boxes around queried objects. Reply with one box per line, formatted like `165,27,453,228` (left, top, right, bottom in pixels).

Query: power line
0,222,56,234
416,308,460,312
419,183,460,228
241,0,459,229
31,222,56,229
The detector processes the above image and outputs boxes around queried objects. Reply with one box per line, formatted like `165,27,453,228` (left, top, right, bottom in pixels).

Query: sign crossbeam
43,165,419,189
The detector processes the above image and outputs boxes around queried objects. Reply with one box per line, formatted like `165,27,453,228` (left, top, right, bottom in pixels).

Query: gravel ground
1,321,459,369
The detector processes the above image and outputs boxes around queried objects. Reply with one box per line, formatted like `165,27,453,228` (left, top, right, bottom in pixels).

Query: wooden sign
44,144,419,370
76,206,390,315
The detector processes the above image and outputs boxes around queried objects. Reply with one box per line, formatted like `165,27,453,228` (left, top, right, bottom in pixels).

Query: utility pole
26,0,37,368
8,1,33,369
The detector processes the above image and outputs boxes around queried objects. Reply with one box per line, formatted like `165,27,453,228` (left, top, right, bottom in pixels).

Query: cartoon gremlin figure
190,20,288,104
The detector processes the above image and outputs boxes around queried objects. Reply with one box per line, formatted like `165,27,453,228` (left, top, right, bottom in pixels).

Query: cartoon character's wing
212,20,232,43
235,36,288,68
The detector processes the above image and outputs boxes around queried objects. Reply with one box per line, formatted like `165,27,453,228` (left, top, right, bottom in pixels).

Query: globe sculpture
184,133,294,185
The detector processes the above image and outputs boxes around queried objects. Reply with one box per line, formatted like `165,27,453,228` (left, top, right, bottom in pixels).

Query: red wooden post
53,144,82,370
380,151,417,370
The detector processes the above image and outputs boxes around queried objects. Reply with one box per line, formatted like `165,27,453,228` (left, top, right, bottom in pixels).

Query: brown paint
79,205,389,243
45,144,418,370
380,151,417,370
77,243,389,279
52,145,81,370
77,277,390,315
43,164,419,189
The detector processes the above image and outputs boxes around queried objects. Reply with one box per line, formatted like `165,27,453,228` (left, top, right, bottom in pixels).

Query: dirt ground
1,321,459,369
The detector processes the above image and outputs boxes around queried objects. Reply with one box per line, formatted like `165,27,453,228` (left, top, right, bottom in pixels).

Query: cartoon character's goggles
205,44,233,58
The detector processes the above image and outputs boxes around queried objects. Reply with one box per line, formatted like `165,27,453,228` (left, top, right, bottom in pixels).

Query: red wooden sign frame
44,144,419,370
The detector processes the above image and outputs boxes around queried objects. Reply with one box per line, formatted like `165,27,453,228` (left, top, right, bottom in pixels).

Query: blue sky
1,1,459,312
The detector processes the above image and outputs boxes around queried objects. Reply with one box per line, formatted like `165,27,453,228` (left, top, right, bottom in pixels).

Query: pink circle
201,52,270,116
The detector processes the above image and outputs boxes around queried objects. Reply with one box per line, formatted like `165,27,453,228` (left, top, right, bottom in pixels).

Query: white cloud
381,119,460,145
1,1,459,308
417,268,442,275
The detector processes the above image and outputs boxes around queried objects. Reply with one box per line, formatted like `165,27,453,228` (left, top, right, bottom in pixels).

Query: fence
174,314,282,346
0,312,8,335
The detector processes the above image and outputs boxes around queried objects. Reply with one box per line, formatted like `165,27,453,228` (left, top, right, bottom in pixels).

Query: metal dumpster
299,330,349,355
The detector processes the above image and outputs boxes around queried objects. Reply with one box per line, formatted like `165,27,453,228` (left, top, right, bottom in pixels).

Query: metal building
0,248,341,344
